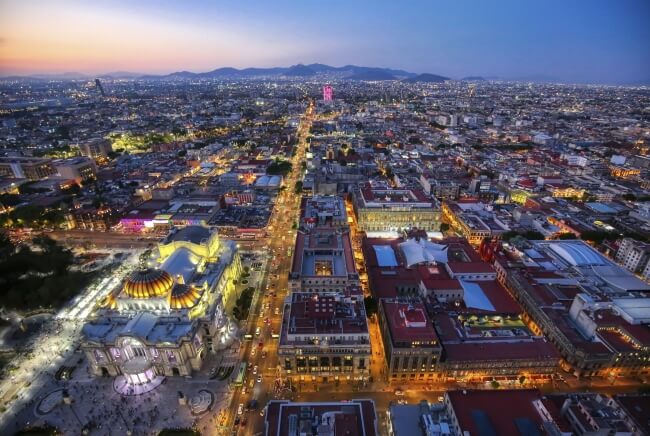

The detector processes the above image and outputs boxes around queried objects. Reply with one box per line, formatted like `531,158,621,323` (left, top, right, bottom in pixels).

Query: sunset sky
1,0,649,84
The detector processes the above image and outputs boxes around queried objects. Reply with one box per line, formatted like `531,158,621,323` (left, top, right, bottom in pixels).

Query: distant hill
347,69,397,81
1,64,449,82
403,73,449,83
284,64,316,77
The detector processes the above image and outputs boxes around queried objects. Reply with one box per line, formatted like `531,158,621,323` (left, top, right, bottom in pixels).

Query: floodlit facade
352,183,441,232
82,226,241,382
278,291,371,383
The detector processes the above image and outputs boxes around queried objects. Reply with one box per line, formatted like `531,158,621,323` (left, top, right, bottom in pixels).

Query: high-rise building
0,157,56,180
79,138,113,159
323,85,333,102
616,237,650,279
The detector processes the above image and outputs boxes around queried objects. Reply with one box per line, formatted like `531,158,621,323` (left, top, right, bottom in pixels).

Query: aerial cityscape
1,1,650,435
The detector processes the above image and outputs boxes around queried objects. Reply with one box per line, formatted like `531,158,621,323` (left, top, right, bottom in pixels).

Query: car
237,403,244,415
395,389,404,396
260,408,266,417
251,348,256,357
253,365,258,375
241,418,247,427
274,307,280,315
257,375,262,383
241,386,247,394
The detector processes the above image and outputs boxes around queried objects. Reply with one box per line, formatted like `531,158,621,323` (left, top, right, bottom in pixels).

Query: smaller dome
169,284,203,309
123,269,174,299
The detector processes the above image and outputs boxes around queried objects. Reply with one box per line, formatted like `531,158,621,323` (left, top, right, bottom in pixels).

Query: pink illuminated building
323,85,333,102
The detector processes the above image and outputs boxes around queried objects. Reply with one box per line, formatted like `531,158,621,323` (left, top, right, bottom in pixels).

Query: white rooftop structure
399,238,448,268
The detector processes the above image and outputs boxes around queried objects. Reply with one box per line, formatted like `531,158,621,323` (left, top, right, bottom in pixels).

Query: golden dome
123,268,174,299
169,284,203,310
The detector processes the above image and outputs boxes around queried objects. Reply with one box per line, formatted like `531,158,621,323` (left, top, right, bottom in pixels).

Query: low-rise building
442,201,510,245
289,227,359,292
278,291,371,383
0,156,56,180
352,182,440,232
301,195,348,228
54,157,97,183
500,239,650,377
444,389,571,436
264,399,378,436
378,299,442,382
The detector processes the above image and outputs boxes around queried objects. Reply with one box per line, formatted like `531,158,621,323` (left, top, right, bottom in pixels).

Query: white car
237,403,244,415
253,365,258,375
257,375,262,383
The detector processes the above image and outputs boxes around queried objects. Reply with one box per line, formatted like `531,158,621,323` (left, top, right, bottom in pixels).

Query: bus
233,362,247,386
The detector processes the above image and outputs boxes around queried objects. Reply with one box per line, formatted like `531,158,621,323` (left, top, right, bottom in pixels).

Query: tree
177,149,187,157
364,296,378,318
294,181,303,194
266,160,292,175
557,233,577,240
622,193,636,201
580,230,615,245
0,194,21,207
519,375,526,385
522,230,545,240
490,380,500,389
440,223,450,232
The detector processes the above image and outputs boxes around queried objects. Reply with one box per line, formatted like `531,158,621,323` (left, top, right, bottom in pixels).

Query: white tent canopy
398,238,448,267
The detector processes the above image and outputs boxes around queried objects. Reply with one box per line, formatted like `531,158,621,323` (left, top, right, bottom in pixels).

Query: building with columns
278,290,371,384
81,225,241,384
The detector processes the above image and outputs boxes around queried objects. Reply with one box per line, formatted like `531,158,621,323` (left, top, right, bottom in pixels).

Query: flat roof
281,292,369,343
382,300,439,347
447,389,565,436
265,400,377,436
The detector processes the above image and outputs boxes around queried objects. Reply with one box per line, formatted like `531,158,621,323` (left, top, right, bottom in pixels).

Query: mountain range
1,64,451,82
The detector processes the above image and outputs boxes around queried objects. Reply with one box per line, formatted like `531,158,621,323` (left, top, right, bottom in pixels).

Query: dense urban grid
1,76,649,436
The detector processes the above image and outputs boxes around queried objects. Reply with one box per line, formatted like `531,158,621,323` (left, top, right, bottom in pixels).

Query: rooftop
381,299,439,347
265,400,378,436
447,389,567,436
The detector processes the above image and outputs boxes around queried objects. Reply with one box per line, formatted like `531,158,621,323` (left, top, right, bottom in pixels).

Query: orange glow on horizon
0,1,314,75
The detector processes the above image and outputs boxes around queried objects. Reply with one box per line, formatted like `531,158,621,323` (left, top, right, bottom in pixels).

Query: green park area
0,234,98,312
108,132,177,153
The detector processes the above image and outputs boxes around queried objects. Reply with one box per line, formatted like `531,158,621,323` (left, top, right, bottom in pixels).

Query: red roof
382,300,439,347
447,389,567,436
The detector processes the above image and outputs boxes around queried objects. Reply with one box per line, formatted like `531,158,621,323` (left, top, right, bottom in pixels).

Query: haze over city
1,0,650,84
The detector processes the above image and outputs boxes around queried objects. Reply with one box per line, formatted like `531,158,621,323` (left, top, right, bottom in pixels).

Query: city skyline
1,0,649,84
